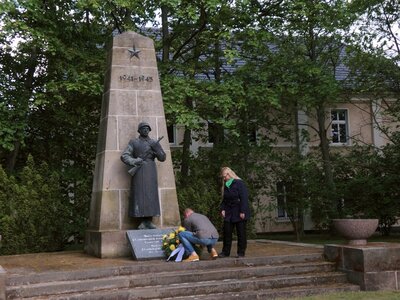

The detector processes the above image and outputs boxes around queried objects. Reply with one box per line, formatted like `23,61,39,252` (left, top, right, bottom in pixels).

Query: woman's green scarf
225,178,234,188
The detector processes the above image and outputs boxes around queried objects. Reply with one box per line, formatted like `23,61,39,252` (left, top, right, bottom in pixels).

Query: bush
0,155,76,254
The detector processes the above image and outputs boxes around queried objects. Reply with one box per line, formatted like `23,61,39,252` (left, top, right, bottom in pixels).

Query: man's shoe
210,248,218,259
218,252,229,258
184,253,199,262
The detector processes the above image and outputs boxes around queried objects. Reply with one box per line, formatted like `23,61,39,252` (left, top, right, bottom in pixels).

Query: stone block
342,247,365,272
91,153,104,196
110,47,157,68
118,116,140,150
363,271,398,291
96,116,118,152
109,66,160,91
0,266,5,300
88,190,121,230
99,190,121,230
112,32,155,49
88,191,101,229
137,90,164,116
85,230,131,258
101,151,128,190
362,243,400,271
157,152,176,188
107,90,138,116
324,243,400,291
160,188,181,227
120,190,138,230
100,92,110,119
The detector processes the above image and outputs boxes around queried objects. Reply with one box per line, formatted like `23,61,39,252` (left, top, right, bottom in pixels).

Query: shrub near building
0,155,71,255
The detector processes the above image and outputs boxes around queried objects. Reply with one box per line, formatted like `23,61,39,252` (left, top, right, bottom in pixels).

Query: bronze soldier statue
121,122,166,229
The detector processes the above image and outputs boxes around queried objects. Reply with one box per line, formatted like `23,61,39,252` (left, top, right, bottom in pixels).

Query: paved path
0,240,323,275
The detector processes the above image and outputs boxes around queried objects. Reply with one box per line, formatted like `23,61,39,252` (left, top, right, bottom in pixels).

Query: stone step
21,272,356,299
5,252,361,299
7,253,323,286
6,261,335,298
168,283,361,300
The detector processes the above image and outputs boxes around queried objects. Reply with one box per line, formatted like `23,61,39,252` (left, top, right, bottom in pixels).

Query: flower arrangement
161,226,186,257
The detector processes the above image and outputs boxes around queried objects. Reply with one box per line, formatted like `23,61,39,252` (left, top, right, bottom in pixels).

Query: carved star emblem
128,42,140,60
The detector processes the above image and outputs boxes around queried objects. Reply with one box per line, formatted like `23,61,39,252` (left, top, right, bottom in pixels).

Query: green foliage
0,155,89,255
174,150,222,232
0,156,63,254
0,0,399,249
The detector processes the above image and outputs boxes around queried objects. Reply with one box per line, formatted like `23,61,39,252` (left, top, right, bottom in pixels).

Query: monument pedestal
84,32,180,258
324,242,400,291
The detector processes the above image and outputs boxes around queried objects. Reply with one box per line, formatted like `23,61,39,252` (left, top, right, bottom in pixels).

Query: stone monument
85,31,180,258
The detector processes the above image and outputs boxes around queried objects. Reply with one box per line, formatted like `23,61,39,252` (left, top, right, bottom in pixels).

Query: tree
347,0,400,142
236,1,360,229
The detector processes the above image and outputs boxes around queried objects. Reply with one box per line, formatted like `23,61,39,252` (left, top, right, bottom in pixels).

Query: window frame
330,109,349,146
276,181,290,220
167,124,176,145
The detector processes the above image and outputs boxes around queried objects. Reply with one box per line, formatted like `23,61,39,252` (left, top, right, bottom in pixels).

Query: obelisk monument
85,31,180,258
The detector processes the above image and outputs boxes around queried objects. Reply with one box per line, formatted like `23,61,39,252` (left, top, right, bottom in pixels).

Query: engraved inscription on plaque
126,229,172,260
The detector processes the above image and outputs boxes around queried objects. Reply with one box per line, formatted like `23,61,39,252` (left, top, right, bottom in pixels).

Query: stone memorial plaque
126,228,172,260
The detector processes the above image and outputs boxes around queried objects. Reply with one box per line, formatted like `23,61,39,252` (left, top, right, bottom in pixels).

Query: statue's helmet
137,122,152,132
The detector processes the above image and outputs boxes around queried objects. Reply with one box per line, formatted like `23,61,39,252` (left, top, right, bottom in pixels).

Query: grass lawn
294,290,400,299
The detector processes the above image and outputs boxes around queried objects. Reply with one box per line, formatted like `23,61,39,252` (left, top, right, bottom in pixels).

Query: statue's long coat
121,136,166,217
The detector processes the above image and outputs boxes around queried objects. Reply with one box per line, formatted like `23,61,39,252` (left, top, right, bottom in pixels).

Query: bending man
178,208,219,262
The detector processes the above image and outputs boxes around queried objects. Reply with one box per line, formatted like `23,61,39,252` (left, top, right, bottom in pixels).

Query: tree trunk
5,47,37,172
161,5,170,64
293,102,305,240
316,104,334,188
316,104,338,217
180,126,192,186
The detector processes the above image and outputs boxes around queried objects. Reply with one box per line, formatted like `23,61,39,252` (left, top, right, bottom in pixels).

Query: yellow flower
175,239,180,244
178,226,185,232
169,244,175,251
169,232,175,239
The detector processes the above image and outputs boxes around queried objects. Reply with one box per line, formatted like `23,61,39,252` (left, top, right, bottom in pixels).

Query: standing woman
219,167,251,258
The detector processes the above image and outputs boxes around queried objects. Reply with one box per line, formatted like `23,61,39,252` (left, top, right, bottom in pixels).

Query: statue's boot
145,220,157,229
138,221,147,230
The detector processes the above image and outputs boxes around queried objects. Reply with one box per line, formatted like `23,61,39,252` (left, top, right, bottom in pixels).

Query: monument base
324,242,400,291
84,230,131,258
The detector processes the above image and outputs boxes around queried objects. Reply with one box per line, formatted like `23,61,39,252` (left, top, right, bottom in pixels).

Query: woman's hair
220,167,241,197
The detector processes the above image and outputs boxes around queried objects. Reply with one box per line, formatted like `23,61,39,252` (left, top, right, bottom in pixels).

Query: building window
276,181,290,219
331,109,348,144
167,124,176,144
